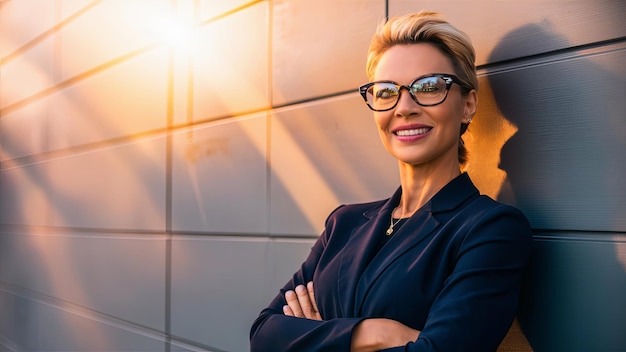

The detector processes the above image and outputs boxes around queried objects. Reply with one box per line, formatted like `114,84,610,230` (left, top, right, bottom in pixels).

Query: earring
466,117,472,124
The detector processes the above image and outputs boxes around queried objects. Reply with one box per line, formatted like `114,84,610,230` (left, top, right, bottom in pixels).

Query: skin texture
283,282,321,321
282,43,478,351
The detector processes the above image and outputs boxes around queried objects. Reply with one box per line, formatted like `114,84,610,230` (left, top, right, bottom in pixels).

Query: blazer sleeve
393,204,532,352
249,206,366,352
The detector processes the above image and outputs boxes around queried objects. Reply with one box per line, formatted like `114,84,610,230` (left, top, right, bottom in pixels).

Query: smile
394,128,431,136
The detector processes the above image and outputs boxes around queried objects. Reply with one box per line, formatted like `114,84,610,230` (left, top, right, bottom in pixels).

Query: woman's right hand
350,318,420,352
282,281,322,321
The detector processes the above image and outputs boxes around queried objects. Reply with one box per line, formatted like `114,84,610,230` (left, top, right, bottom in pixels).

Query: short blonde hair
365,11,478,164
366,11,477,90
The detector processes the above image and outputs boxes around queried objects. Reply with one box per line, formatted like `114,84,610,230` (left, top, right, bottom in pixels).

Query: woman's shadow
487,21,626,351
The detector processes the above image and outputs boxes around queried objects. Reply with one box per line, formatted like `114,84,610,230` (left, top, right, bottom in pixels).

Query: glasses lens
410,76,448,105
363,76,452,111
367,83,399,111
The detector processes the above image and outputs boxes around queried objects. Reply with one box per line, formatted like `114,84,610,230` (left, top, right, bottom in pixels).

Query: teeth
396,128,429,136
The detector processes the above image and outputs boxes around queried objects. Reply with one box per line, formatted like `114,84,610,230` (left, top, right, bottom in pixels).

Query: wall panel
45,136,167,230
60,1,100,21
0,0,55,58
193,2,269,120
199,0,256,20
264,238,317,300
520,233,626,351
1,47,170,158
170,236,315,352
0,99,50,160
0,161,52,226
0,233,166,331
58,0,170,80
171,113,268,234
0,106,169,231
38,300,166,352
171,236,267,352
0,291,39,351
485,45,626,232
272,0,385,105
270,94,398,236
49,48,170,150
390,0,626,65
0,36,55,109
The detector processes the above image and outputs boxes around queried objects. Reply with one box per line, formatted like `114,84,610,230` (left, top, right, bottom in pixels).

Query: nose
394,87,421,117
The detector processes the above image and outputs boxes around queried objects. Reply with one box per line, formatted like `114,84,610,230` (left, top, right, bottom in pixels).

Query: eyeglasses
359,73,465,112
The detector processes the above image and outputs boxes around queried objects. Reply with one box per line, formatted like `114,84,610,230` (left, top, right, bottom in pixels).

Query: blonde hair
365,11,478,165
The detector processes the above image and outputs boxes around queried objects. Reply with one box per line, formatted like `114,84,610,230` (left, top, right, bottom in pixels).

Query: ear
463,90,477,124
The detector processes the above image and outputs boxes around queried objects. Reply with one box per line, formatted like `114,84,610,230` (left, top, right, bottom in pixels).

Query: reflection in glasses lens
359,74,460,112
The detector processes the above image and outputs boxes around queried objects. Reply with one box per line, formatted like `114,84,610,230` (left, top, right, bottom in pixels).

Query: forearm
250,309,365,352
351,318,421,352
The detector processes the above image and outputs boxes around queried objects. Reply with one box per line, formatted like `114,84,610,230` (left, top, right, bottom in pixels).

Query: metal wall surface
0,0,624,351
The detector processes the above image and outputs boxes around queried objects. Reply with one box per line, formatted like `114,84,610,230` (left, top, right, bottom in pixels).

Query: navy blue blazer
250,173,532,351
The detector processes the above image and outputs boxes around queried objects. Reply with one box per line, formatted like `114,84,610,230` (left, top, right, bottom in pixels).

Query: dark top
250,173,532,351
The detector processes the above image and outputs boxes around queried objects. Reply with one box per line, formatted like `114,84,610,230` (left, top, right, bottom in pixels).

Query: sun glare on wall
122,2,197,54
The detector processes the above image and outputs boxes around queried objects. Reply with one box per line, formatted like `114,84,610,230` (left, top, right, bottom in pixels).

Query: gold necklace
386,207,403,236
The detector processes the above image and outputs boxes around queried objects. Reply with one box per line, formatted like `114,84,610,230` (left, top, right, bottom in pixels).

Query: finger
295,284,316,319
307,281,322,320
282,304,294,316
285,290,304,317
307,282,320,313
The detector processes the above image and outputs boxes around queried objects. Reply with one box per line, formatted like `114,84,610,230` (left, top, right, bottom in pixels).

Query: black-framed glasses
359,73,465,112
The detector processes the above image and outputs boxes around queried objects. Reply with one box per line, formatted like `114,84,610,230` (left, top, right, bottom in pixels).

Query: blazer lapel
353,209,440,316
335,190,398,317
351,173,479,316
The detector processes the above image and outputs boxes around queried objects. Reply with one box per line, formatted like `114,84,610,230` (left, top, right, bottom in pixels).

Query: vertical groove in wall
184,0,198,148
49,0,61,227
267,0,273,235
385,0,389,19
164,2,177,351
164,91,173,350
165,95,173,352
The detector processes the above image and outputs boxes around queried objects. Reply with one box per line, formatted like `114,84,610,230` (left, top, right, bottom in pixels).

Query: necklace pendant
386,227,393,235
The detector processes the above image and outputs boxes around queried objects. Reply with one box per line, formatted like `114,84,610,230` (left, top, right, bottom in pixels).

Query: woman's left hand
283,281,322,320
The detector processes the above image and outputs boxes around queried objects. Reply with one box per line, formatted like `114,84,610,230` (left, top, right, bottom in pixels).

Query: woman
250,11,531,351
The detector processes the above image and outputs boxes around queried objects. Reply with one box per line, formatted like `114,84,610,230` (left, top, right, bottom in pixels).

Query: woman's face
372,43,476,168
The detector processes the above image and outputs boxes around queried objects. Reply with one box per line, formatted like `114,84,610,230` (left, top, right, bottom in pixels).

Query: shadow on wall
488,21,626,351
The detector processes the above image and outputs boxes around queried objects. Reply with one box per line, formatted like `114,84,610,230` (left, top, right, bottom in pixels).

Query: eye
412,77,445,95
414,85,438,93
374,86,398,100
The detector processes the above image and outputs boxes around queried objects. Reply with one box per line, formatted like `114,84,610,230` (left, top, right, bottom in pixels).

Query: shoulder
463,195,531,227
315,199,388,248
323,198,387,227
452,195,533,255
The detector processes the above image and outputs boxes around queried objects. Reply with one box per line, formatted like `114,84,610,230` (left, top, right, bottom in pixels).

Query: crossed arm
253,202,532,351
283,282,421,351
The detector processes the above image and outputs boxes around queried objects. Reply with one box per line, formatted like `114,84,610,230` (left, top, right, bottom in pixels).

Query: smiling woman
250,11,532,352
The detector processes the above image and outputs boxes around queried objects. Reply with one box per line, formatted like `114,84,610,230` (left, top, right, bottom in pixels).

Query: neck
395,161,461,217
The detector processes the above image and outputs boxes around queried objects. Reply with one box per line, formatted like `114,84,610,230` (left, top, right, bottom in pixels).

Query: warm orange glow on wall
121,2,197,54
464,78,518,202
160,17,196,53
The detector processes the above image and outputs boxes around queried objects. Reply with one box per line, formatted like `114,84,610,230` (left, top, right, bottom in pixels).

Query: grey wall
0,1,624,351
